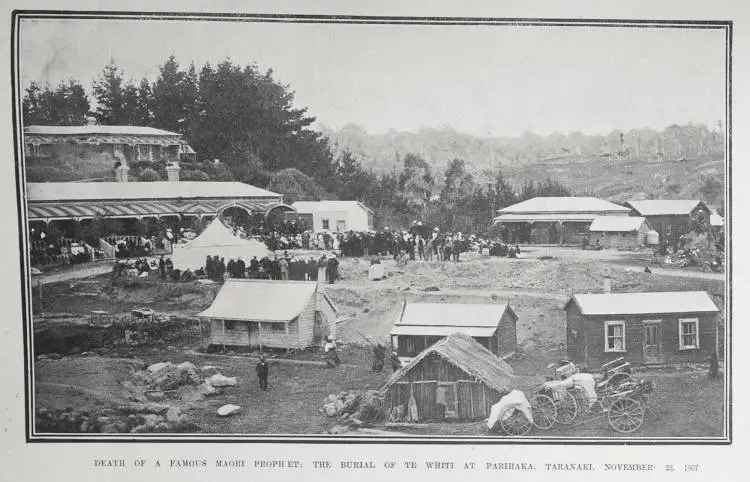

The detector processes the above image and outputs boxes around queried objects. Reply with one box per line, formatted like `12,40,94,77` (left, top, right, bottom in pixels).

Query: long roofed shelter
493,196,632,245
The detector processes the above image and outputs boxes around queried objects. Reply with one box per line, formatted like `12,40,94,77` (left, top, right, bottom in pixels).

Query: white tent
171,218,271,271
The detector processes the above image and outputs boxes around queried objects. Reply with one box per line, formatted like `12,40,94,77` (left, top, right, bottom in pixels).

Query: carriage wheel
555,390,578,425
500,409,532,436
529,394,557,430
608,397,644,433
569,387,591,417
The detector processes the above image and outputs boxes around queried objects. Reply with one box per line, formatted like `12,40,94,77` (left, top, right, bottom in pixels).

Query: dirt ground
31,247,727,437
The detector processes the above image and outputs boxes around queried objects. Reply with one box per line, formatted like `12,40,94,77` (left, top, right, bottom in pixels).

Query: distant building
493,197,631,245
390,301,517,363
381,332,514,421
565,291,720,366
588,216,653,249
291,200,374,232
23,122,196,164
198,280,338,350
626,200,711,247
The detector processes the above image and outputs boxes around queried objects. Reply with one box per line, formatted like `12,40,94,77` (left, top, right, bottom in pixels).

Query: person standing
256,355,269,391
159,255,166,280
279,256,289,281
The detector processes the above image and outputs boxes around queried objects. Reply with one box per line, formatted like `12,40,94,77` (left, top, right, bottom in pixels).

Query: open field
31,247,727,437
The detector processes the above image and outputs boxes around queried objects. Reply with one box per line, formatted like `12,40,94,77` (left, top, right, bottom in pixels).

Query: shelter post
198,318,204,350
222,319,226,352
258,321,263,352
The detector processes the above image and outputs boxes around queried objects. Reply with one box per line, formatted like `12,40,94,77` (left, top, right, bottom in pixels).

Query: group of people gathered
200,252,340,284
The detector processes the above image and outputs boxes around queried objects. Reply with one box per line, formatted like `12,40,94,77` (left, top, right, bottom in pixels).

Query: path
36,261,113,284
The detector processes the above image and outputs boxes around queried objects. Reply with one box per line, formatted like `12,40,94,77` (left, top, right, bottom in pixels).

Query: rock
324,403,338,417
329,425,349,434
141,414,164,427
422,286,440,292
217,404,241,417
334,399,345,412
176,361,196,371
199,382,220,397
325,394,338,403
115,421,129,433
155,422,171,432
100,423,119,433
80,420,93,432
145,391,166,402
147,362,173,373
206,374,237,387
96,416,112,425
338,391,348,398
201,365,222,371
166,407,181,423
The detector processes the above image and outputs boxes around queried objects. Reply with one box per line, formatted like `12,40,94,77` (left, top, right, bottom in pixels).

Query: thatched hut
381,333,514,421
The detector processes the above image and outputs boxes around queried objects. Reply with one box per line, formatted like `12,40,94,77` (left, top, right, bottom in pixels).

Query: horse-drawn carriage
490,357,654,436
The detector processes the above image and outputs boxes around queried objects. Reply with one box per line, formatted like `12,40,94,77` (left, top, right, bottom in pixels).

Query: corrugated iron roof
499,197,631,214
589,216,649,232
627,200,705,216
390,325,498,337
198,280,321,322
494,213,613,223
395,302,515,328
25,125,182,136
568,291,720,316
382,333,514,393
292,200,374,214
27,182,282,202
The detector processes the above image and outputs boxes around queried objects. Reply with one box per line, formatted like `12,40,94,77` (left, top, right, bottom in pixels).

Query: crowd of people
196,252,340,284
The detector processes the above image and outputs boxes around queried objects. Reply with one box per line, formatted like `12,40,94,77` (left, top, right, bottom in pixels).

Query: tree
267,168,331,204
398,153,434,218
23,79,90,126
151,55,198,135
135,78,153,126
92,60,126,124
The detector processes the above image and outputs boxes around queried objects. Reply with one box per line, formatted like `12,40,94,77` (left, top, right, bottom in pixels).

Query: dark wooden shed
381,333,514,421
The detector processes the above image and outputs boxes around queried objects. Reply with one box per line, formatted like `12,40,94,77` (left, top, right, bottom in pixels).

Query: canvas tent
172,218,270,270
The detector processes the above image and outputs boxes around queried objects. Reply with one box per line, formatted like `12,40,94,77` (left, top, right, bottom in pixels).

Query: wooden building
493,197,632,245
626,200,711,247
565,291,720,367
291,201,374,232
381,333,514,421
198,280,338,350
390,301,518,363
588,216,654,249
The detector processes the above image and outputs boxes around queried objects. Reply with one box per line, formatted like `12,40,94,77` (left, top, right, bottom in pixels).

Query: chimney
166,163,181,182
115,164,129,183
86,116,97,126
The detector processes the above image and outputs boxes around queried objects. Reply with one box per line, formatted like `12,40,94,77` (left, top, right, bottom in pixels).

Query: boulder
199,382,220,397
217,404,241,417
324,403,338,417
147,362,173,373
166,407,181,423
206,374,237,387
325,394,338,403
176,361,196,372
334,399,345,413
141,414,164,427
145,391,166,402
329,425,349,434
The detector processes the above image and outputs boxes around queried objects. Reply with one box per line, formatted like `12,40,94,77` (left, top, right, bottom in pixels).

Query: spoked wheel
568,387,592,417
555,390,578,425
500,408,532,436
608,397,644,433
529,394,557,430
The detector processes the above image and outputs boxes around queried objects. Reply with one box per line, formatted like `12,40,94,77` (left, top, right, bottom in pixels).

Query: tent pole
198,318,204,350
222,319,226,352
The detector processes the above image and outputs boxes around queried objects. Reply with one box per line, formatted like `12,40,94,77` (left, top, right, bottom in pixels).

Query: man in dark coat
249,256,259,279
326,255,339,284
159,255,166,280
256,355,269,391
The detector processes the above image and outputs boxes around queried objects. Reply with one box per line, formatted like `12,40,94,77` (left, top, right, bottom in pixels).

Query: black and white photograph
11,10,731,444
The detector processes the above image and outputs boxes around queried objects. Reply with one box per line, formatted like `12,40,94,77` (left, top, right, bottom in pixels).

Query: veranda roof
498,197,631,214
381,333,514,393
25,125,183,136
27,182,282,202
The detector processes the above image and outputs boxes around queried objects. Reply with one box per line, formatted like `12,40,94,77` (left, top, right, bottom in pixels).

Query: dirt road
37,262,113,284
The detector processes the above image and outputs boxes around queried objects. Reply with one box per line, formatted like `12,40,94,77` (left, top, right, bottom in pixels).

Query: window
404,338,416,355
679,318,699,349
270,322,287,333
336,220,346,232
605,321,626,352
321,219,330,230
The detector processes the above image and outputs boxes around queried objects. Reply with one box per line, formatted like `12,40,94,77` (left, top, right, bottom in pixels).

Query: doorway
642,320,662,364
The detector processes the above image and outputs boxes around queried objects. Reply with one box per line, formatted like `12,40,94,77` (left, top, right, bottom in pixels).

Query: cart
569,378,655,433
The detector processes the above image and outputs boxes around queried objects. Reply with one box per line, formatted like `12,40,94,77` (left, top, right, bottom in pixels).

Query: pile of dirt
321,389,385,426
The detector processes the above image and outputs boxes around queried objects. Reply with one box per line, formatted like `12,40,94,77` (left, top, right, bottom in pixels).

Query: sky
18,18,727,137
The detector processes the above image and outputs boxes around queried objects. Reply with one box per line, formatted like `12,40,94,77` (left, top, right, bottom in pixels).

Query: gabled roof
25,125,183,137
382,333,514,393
392,301,517,337
499,197,631,214
198,280,337,322
566,291,720,316
626,200,707,216
27,182,282,202
589,216,650,232
292,200,374,215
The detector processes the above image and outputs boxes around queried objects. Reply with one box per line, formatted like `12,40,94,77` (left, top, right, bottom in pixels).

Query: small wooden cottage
588,216,653,249
390,301,518,362
565,291,720,367
381,333,514,421
198,280,338,350
626,199,711,247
